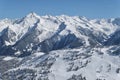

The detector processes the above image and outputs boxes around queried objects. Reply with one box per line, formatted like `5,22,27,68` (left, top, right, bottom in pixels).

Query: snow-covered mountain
0,13,120,80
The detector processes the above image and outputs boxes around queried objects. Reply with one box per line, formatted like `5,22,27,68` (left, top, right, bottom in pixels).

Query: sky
0,0,120,19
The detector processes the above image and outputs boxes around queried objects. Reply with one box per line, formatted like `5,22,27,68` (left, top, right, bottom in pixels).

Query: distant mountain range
0,13,120,80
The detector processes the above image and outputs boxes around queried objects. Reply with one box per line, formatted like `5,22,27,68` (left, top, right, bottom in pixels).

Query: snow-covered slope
0,13,120,80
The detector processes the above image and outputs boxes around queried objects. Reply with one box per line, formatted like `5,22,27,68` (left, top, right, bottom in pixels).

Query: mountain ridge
0,13,120,80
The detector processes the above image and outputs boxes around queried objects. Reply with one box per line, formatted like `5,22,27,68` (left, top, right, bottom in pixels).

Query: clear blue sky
0,0,120,19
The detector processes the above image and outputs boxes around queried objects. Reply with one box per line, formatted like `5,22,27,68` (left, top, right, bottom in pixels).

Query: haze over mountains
0,13,120,80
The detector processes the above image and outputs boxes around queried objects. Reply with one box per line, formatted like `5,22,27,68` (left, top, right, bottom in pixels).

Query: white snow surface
3,56,14,61
0,13,120,80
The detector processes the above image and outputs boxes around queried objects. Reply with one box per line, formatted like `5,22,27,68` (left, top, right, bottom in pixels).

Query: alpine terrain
0,13,120,80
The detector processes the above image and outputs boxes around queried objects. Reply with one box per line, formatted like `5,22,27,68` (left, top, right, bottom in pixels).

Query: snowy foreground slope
0,13,120,80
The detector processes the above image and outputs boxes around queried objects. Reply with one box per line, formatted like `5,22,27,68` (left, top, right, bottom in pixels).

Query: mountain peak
26,12,40,18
